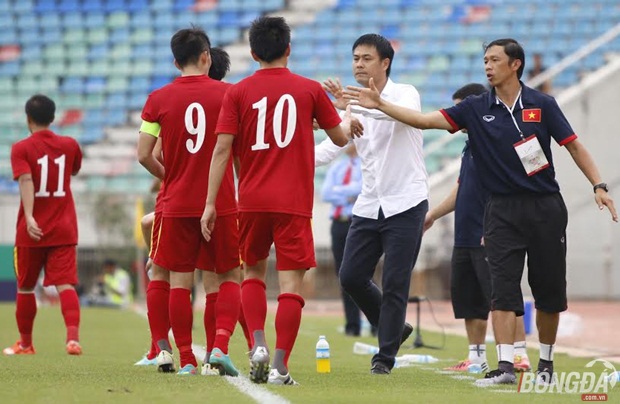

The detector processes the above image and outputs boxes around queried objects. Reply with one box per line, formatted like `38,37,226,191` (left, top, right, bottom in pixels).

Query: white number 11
35,154,66,197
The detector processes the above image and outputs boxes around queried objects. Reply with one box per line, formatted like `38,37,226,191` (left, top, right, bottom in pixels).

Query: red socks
146,340,157,360
275,293,305,367
169,288,196,367
59,289,80,343
16,292,37,347
238,301,253,351
146,280,170,352
240,279,267,339
204,292,218,354
213,281,241,354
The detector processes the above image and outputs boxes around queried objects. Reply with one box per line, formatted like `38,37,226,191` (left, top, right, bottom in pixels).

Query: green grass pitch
0,304,616,403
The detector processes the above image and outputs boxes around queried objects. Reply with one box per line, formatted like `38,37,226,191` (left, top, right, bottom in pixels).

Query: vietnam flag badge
522,108,541,122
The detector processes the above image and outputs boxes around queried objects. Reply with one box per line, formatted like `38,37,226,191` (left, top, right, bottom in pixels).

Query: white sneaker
268,369,299,385
201,363,220,376
474,369,516,387
156,350,176,373
249,346,270,384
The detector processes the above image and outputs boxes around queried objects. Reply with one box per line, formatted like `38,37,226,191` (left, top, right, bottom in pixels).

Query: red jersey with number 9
141,75,236,218
11,130,82,247
215,68,341,217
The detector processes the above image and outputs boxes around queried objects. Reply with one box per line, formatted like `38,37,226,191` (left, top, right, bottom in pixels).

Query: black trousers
484,192,568,315
339,201,428,369
331,219,362,335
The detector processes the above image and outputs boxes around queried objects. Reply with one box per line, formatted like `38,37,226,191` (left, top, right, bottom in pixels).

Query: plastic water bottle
399,354,438,364
353,342,379,355
607,371,620,383
316,335,331,373
467,363,483,374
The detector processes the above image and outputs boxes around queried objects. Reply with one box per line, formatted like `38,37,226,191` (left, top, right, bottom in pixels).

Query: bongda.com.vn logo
518,359,617,401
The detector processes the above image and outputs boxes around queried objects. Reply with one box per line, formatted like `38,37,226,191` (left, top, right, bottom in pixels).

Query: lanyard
496,88,524,140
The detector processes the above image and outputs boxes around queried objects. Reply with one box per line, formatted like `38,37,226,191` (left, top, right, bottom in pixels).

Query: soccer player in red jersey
201,16,352,385
138,28,241,376
4,95,83,356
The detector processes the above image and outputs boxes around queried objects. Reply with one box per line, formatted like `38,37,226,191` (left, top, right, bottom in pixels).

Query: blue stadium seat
16,14,38,31
105,108,127,125
85,77,106,93
154,11,175,29
197,12,218,27
219,0,242,12
109,28,130,44
0,28,18,43
35,0,57,13
61,77,85,93
18,45,40,63
173,0,194,11
105,0,126,12
13,0,34,14
150,75,172,92
58,0,80,13
151,0,173,12
126,0,148,12
82,0,104,12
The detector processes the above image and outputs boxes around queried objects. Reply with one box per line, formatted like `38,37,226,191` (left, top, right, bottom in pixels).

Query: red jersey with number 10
141,75,236,217
10,130,82,247
215,68,341,217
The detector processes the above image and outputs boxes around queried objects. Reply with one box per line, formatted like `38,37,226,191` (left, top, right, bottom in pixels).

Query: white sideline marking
489,389,516,394
450,375,475,381
191,344,290,404
131,306,289,404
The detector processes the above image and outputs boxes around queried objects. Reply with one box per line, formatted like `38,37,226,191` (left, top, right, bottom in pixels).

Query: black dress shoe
400,322,413,346
371,361,391,375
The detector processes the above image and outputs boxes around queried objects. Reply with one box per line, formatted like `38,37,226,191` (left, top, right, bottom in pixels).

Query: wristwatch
593,183,608,193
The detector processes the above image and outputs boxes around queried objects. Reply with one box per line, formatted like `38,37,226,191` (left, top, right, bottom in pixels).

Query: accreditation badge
513,135,550,176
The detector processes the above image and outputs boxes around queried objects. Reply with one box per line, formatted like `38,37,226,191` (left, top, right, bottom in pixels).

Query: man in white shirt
316,34,428,375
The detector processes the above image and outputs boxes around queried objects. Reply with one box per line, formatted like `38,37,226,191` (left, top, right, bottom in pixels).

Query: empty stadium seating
0,0,618,192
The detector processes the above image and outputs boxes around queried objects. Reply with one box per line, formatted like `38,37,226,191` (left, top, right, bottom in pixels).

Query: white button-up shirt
315,79,428,219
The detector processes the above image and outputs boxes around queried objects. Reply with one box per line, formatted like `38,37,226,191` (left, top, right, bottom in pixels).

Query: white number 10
251,94,297,151
36,154,66,197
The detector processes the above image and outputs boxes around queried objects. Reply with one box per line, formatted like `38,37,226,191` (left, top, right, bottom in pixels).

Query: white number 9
185,102,206,154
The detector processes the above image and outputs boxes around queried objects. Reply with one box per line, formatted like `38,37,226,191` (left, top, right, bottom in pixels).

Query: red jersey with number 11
216,68,341,217
11,130,82,247
141,75,236,218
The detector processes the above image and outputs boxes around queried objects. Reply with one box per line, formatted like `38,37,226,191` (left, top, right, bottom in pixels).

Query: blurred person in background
82,259,133,309
527,53,552,94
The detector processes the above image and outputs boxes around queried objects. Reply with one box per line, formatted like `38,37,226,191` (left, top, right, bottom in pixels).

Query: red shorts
238,212,315,270
153,215,240,274
149,211,162,260
14,245,78,289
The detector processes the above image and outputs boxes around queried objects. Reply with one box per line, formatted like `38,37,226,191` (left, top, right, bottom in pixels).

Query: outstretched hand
343,77,382,109
595,191,618,222
323,78,348,111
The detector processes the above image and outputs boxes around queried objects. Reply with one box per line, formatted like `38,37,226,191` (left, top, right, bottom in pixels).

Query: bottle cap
319,335,326,339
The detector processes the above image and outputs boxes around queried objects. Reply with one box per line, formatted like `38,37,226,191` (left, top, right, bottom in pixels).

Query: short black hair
25,94,55,126
103,259,116,267
208,47,230,81
170,27,211,68
248,16,290,63
352,34,395,77
484,38,525,79
452,83,488,101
